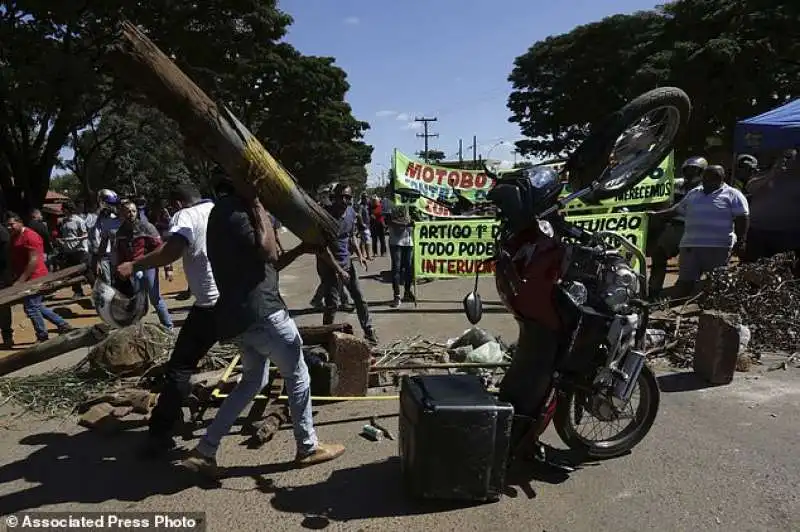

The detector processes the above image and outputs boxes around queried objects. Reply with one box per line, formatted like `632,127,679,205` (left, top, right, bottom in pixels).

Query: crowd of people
647,148,800,299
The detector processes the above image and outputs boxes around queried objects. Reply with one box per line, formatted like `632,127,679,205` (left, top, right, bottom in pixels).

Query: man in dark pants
0,222,12,347
117,184,218,458
318,184,378,344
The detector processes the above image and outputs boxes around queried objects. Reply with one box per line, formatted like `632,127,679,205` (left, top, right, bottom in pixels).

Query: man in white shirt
651,164,749,297
117,184,219,458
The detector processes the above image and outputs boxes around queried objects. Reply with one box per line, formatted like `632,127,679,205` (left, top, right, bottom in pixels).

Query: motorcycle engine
600,254,640,312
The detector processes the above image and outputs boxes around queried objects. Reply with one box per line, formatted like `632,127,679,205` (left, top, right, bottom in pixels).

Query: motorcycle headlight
566,281,588,306
603,263,639,312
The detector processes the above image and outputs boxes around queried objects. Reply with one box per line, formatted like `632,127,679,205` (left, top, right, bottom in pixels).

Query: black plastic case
399,374,513,502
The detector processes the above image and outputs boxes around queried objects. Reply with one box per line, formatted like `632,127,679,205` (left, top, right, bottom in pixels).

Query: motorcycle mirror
462,291,484,325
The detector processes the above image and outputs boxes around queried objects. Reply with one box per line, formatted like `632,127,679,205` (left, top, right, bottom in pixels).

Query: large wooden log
0,324,110,377
106,21,338,246
0,264,87,306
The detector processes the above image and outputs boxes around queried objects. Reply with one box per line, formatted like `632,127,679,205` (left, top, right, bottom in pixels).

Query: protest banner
394,151,675,218
393,149,493,204
413,212,649,278
413,219,500,277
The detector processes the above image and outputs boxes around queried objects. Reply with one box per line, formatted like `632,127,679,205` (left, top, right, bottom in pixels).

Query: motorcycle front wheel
553,364,660,459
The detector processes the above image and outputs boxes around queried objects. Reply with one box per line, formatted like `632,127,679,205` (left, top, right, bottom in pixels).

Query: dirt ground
0,233,796,531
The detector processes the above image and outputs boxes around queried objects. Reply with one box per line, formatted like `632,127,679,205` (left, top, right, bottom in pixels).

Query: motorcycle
400,87,691,462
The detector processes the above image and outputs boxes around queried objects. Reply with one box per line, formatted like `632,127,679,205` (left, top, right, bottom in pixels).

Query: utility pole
414,116,438,162
457,139,464,168
472,135,478,167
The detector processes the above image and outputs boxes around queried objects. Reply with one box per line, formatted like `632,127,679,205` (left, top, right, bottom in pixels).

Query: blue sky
279,0,663,185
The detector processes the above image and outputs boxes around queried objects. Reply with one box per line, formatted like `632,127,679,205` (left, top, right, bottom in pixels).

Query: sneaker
390,297,400,308
364,328,378,346
57,324,75,334
36,335,49,343
402,292,416,303
179,448,219,478
137,435,176,460
295,442,345,468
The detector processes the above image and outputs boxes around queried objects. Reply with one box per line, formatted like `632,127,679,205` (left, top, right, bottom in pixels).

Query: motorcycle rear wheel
553,364,660,459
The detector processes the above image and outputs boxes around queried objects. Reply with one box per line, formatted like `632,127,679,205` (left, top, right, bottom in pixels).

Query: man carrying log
180,179,345,476
117,184,219,459
5,212,74,343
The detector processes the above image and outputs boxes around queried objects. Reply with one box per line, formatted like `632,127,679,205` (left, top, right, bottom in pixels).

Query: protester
90,189,122,285
57,201,90,298
735,154,760,192
114,201,173,329
0,220,12,348
370,196,387,257
743,149,800,266
648,156,707,299
28,209,53,271
5,212,73,342
357,193,372,261
650,164,749,297
180,183,344,476
117,184,218,458
386,201,415,307
317,184,378,344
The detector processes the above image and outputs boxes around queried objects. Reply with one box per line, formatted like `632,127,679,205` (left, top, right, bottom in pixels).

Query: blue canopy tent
734,99,800,153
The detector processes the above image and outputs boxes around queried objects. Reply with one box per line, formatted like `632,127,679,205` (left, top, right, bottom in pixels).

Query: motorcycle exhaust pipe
613,350,646,402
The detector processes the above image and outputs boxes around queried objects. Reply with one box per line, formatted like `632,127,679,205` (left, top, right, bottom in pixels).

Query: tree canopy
0,0,372,212
508,0,800,160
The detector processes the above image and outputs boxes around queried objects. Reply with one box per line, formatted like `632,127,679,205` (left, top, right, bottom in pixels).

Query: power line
414,117,439,163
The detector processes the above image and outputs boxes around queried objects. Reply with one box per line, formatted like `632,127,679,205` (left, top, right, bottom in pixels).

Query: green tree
417,149,446,163
0,0,372,211
507,0,800,160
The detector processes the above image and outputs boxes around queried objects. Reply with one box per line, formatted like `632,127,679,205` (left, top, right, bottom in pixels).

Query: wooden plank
0,264,87,306
107,21,338,246
0,324,110,377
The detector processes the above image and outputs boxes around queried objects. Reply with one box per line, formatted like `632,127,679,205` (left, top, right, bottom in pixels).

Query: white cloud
343,16,360,25
395,112,410,122
402,121,423,131
375,110,397,118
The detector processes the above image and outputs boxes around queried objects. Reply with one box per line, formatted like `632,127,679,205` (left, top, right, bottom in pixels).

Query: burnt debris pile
698,253,799,353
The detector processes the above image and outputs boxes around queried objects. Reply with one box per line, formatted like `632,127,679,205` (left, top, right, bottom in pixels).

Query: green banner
393,150,675,217
413,212,649,278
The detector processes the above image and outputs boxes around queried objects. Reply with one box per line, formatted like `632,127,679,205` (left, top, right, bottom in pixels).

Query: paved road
0,233,798,531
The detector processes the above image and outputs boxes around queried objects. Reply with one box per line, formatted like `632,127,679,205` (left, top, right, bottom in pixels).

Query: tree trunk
0,324,110,377
106,21,338,246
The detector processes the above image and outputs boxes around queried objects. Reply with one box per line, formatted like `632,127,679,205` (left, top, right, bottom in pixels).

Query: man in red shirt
5,212,73,342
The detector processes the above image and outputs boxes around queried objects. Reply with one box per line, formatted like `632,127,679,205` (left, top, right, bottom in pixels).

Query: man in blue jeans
180,184,345,477
6,212,73,342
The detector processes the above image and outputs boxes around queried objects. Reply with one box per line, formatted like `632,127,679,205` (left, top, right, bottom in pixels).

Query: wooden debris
298,323,354,346
0,264,87,306
0,324,110,377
